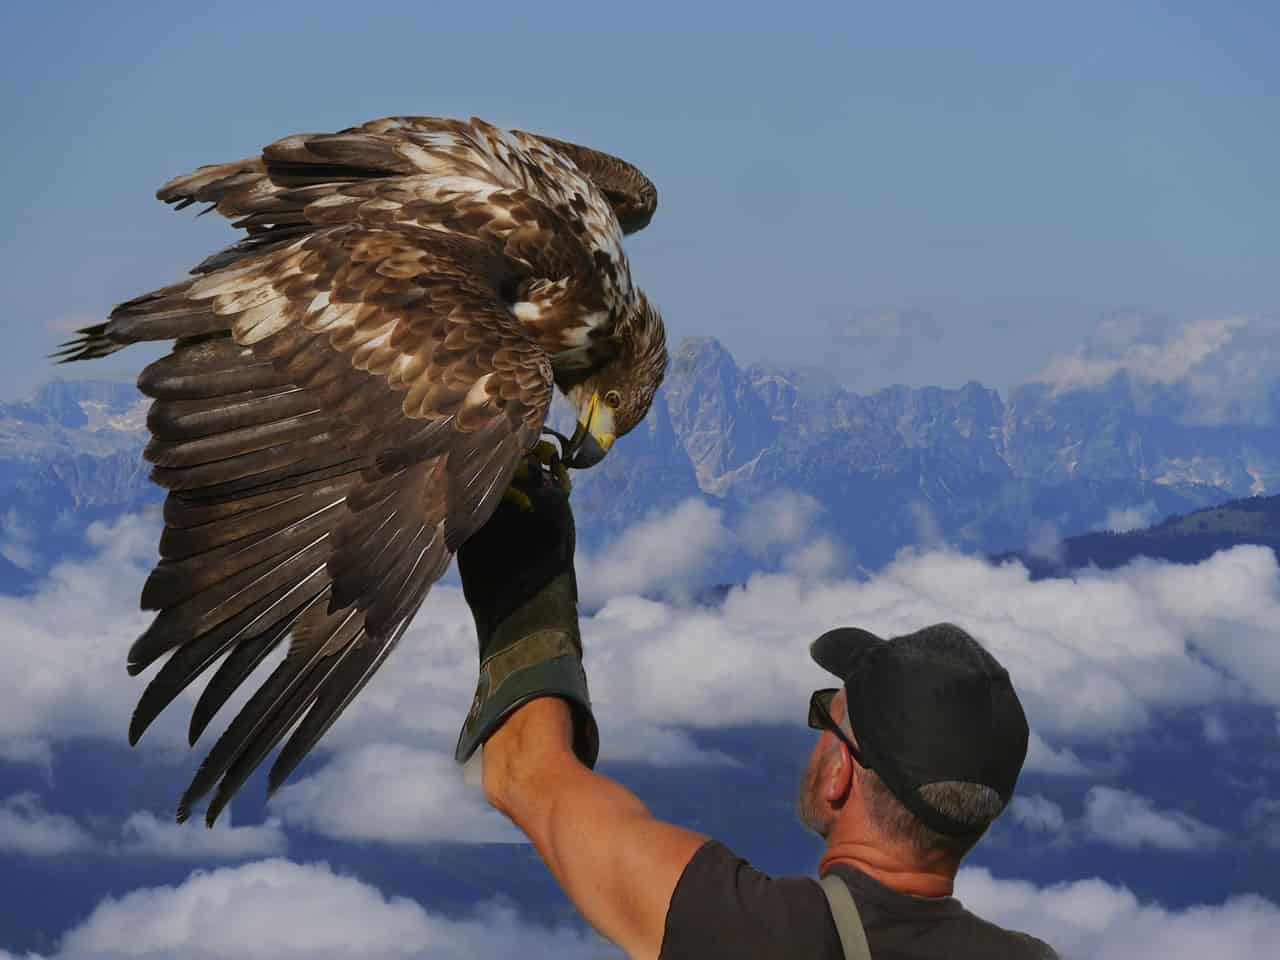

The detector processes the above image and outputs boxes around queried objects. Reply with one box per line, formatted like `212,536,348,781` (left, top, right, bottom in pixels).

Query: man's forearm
482,697,706,960
483,696,589,824
483,697,655,886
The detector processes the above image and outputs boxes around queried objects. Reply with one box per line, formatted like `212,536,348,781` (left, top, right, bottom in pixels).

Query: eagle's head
562,290,667,468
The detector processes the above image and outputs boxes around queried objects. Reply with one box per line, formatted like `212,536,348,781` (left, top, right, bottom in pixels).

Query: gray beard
796,759,834,839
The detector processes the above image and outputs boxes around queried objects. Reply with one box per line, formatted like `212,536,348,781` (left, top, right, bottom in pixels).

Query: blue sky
4,0,1278,398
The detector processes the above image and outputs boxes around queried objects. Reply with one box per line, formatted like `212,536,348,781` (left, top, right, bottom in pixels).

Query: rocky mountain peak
664,338,777,493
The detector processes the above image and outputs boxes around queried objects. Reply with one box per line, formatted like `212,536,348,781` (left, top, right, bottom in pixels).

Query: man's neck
820,839,956,899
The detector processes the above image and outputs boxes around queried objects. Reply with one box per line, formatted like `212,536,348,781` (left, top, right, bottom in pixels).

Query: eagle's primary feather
54,115,667,824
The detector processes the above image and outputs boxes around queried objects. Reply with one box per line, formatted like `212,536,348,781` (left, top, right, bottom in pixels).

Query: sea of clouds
3,491,1279,957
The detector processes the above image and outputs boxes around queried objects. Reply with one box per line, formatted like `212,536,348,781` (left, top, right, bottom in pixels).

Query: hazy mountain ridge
995,493,1280,577
1004,375,1280,491
0,379,156,589
654,338,1261,566
15,343,1280,576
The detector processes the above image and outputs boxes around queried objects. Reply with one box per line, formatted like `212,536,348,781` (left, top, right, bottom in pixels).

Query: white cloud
50,519,1280,754
0,792,92,855
43,509,1280,761
958,867,1280,960
10,508,1280,853
1024,733,1089,775
782,536,842,579
120,811,287,859
1029,313,1280,426
1009,794,1067,833
723,489,843,577
585,546,1280,746
1034,315,1246,392
0,507,37,571
1027,522,1064,565
0,513,162,760
735,491,822,557
41,859,609,960
0,737,54,772
1082,786,1225,852
272,744,520,846
578,498,730,605
0,790,291,861
1100,501,1157,534
596,708,739,768
909,500,945,550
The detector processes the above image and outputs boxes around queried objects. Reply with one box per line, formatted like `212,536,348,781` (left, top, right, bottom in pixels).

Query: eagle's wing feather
517,131,658,236
154,116,646,298
117,224,552,823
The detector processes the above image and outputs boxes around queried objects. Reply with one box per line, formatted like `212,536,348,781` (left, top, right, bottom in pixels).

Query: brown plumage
53,115,667,824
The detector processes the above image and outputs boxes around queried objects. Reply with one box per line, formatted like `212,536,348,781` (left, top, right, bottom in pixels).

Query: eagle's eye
603,389,623,409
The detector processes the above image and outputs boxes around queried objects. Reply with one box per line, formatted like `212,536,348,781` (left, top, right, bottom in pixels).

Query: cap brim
810,627,885,680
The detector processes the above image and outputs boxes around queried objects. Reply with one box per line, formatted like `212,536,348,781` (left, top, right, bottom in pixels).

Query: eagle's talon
532,440,560,468
502,486,534,512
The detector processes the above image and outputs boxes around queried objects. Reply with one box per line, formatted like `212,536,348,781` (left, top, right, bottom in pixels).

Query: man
455,474,1057,959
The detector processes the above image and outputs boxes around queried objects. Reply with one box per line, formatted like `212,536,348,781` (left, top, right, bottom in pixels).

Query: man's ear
821,743,855,807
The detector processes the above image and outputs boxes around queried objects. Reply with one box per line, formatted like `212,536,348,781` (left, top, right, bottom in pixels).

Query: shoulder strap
819,873,873,960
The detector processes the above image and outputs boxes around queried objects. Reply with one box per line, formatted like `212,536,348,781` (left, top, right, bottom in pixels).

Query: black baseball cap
810,622,1029,837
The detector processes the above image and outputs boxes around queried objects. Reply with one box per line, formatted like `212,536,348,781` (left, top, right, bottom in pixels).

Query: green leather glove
453,467,599,768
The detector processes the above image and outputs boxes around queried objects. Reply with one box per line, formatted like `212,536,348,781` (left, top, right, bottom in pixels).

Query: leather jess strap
819,874,873,960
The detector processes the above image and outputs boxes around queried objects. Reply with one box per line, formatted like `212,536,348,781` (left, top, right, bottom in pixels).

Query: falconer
455,475,1058,960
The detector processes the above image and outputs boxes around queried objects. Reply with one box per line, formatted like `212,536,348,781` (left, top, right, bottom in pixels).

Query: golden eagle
54,116,667,824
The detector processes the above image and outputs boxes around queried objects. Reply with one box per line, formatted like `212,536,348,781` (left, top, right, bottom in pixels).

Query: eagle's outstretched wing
101,224,552,824
52,116,664,824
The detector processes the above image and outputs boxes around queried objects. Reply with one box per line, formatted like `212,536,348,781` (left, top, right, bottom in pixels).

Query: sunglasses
808,688,868,768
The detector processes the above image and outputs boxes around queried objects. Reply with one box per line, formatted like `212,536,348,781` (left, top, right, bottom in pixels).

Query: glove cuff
454,575,599,768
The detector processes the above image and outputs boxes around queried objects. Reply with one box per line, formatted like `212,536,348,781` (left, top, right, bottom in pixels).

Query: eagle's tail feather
53,283,223,364
156,157,269,217
50,323,121,363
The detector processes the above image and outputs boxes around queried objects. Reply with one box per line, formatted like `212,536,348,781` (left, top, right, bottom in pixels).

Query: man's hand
454,456,599,768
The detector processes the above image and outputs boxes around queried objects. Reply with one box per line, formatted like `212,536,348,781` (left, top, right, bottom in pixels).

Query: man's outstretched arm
482,696,708,960
454,471,707,958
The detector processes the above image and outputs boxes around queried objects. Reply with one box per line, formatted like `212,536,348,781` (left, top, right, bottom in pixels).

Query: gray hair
861,770,1004,859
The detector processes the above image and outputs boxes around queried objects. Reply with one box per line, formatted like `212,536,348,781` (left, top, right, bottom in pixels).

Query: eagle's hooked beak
555,392,616,469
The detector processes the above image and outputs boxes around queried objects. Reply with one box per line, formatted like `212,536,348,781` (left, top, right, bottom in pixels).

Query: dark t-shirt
658,840,1057,960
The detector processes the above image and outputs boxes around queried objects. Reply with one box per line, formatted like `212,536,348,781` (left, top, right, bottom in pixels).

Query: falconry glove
454,464,599,768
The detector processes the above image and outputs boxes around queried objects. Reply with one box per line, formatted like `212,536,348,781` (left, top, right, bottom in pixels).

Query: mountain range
9,337,1280,582
575,337,1276,568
